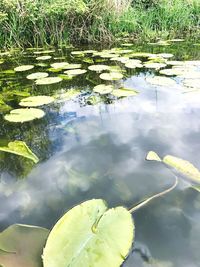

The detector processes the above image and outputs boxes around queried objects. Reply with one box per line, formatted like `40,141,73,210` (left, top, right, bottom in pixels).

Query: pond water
0,41,200,267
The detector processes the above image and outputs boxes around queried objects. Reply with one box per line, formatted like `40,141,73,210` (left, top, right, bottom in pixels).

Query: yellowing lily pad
4,108,45,123
43,199,134,267
19,96,54,107
88,65,110,72
100,72,123,81
26,72,49,80
36,55,52,61
93,84,114,95
36,77,62,85
146,76,177,87
64,69,87,76
14,65,34,72
0,141,39,163
112,88,139,97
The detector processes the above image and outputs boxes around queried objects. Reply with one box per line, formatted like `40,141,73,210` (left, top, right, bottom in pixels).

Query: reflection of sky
0,71,200,266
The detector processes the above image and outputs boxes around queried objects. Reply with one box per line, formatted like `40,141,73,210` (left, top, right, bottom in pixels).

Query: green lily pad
93,84,114,95
71,51,84,57
64,69,87,76
0,141,39,163
50,62,69,69
4,108,45,123
100,72,123,81
43,199,134,267
36,56,52,61
62,64,82,70
146,76,177,87
125,60,143,69
58,74,73,80
14,65,34,72
144,62,167,69
36,77,62,85
27,72,49,80
19,96,54,107
0,224,49,267
129,52,152,58
88,65,110,72
112,88,139,97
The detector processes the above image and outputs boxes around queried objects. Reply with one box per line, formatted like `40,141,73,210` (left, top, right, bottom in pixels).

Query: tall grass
0,0,199,48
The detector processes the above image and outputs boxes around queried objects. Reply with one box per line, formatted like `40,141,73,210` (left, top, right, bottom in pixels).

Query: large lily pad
27,72,49,80
14,65,34,72
50,62,69,69
0,224,49,267
100,72,123,81
93,84,114,95
64,69,87,76
0,141,39,163
88,65,110,72
62,64,82,70
112,88,139,97
144,62,167,69
36,77,62,85
19,96,54,107
4,108,45,123
43,199,134,267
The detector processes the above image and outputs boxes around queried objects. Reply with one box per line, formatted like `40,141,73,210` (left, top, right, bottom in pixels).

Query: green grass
0,0,199,48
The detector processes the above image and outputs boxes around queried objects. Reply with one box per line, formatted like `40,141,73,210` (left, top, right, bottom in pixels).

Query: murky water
0,42,200,266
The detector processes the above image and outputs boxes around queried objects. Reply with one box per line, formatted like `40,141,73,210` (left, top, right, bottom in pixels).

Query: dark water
0,42,200,267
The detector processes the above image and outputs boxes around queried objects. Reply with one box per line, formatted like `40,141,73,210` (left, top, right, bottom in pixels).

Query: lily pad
144,62,167,69
19,96,54,107
62,64,82,70
4,108,45,123
125,60,143,69
88,65,110,72
14,65,34,72
93,84,114,95
146,76,177,87
36,56,52,61
158,53,174,58
112,88,139,97
36,77,62,85
0,141,39,163
43,199,134,267
64,69,87,76
27,72,49,80
50,62,69,69
0,224,49,267
100,72,123,81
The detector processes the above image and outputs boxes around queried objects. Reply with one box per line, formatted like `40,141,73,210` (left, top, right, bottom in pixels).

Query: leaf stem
129,176,178,214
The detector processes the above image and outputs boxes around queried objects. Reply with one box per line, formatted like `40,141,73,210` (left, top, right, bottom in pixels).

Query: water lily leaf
0,99,12,112
19,96,54,107
27,72,49,80
71,51,84,57
146,76,177,87
43,199,134,267
110,57,130,63
4,108,45,123
50,62,69,69
36,77,62,85
14,65,34,72
93,84,114,95
0,141,39,163
0,224,49,267
36,56,52,61
144,62,167,69
146,151,162,162
125,60,143,69
159,69,183,76
62,64,82,70
82,57,94,64
64,69,87,76
112,88,138,97
158,53,174,58
34,50,55,54
129,52,152,58
88,65,110,72
100,72,123,81
121,43,133,47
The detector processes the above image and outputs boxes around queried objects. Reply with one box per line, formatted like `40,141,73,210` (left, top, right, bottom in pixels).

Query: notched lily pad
43,199,134,267
0,141,39,163
4,108,45,123
19,96,54,107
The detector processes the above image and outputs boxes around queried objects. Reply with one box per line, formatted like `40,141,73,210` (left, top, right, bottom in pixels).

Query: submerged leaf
19,96,54,107
0,224,49,267
4,108,45,123
43,199,134,267
0,141,39,163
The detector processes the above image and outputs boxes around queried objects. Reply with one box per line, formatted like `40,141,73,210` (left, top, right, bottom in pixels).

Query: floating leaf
62,64,82,70
125,60,143,69
36,56,52,61
34,50,55,54
36,77,62,85
88,65,110,72
0,141,39,163
27,72,49,80
14,65,34,72
0,224,49,267
158,53,174,58
112,88,139,97
50,62,69,69
146,76,177,87
100,72,123,81
64,69,87,76
4,108,45,123
146,151,162,162
43,199,134,267
144,62,167,69
93,84,114,95
19,96,54,107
